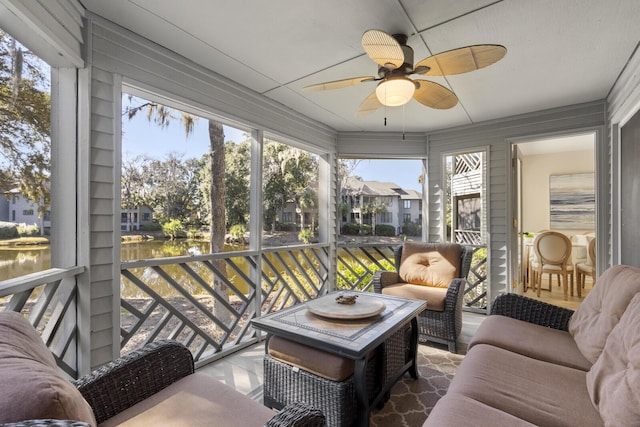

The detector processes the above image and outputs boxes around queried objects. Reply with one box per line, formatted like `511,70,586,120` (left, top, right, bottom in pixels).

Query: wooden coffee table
251,291,426,427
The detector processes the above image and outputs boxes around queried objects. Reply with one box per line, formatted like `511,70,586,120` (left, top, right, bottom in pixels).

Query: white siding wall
0,0,84,67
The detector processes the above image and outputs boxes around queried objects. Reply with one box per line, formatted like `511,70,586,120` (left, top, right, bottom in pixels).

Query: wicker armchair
1,340,324,427
372,242,473,353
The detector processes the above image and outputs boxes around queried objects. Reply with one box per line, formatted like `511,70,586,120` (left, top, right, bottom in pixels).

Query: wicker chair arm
73,339,194,424
372,270,400,293
265,401,326,427
444,278,466,311
0,421,94,427
490,293,574,331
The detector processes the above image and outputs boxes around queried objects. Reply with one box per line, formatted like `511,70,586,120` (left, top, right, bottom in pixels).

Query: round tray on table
306,294,386,320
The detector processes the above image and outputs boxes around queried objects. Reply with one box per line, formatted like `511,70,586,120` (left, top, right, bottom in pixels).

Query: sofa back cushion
568,264,640,363
586,292,640,426
398,242,461,288
0,311,97,425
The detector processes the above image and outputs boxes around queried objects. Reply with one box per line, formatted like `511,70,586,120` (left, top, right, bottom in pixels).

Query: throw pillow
568,264,640,363
586,293,640,425
0,311,97,425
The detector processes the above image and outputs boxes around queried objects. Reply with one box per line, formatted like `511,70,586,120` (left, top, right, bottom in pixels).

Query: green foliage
262,141,318,232
375,224,395,236
140,222,162,231
341,222,360,235
360,224,372,235
162,219,184,240
0,221,18,239
402,220,422,236
298,228,313,244
224,141,250,227
0,32,52,213
17,223,39,237
229,224,246,239
336,258,395,291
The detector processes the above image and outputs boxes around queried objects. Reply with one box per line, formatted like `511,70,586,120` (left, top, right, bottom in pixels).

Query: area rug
370,344,465,427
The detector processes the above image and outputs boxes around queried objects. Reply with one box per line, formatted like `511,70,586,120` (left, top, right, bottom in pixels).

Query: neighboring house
121,206,154,231
0,187,50,234
341,178,422,235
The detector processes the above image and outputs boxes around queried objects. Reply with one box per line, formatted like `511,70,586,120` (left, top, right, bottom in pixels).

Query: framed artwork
549,173,595,229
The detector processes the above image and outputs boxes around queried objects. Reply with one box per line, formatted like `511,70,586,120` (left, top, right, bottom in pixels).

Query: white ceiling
79,0,640,134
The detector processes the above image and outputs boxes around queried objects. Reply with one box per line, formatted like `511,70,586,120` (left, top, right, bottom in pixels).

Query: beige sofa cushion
99,372,276,427
399,242,461,288
448,344,603,427
0,311,97,425
424,393,536,427
569,265,640,363
586,293,640,426
468,315,592,371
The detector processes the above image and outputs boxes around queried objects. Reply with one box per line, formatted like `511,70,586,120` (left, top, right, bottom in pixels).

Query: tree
121,154,147,231
361,200,388,236
263,141,317,231
0,31,51,214
224,140,250,227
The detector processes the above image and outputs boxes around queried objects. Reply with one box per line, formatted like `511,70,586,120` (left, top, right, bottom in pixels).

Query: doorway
511,132,597,310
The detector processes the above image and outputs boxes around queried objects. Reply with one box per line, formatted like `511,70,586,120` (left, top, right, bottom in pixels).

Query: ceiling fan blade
416,44,507,76
303,76,376,91
362,30,404,70
357,90,382,117
413,80,458,109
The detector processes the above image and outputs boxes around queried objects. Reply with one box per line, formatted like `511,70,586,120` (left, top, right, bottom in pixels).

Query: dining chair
530,231,574,300
575,237,596,293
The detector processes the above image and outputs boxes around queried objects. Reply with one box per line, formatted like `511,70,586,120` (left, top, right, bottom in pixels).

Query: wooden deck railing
0,242,488,373
0,266,85,378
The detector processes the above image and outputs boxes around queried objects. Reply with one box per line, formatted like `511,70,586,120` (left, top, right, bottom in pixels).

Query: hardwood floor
522,274,594,311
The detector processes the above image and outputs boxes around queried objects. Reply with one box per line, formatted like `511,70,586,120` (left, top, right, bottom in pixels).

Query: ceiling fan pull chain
402,104,406,140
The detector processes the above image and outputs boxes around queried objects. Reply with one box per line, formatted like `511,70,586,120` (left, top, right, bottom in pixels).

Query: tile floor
196,311,487,401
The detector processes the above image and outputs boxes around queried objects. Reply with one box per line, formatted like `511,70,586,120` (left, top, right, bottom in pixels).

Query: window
403,213,411,223
121,213,128,222
23,209,34,216
142,212,150,222
282,212,293,223
378,212,392,223
403,200,411,209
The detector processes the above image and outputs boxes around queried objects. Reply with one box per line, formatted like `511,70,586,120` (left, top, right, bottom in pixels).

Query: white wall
521,149,594,235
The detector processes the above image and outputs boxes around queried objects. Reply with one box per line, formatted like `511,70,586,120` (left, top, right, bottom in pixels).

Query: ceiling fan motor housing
378,34,415,78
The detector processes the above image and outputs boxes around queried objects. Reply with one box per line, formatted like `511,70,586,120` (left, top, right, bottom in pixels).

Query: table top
251,291,426,359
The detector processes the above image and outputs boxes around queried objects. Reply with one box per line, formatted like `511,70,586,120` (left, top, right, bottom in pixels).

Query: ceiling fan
304,30,506,117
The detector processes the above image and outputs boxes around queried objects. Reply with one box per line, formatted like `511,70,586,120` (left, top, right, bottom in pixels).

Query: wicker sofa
0,311,324,427
372,242,473,353
425,264,640,427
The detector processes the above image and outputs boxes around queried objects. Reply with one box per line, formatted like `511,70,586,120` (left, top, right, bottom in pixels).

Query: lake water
0,240,237,283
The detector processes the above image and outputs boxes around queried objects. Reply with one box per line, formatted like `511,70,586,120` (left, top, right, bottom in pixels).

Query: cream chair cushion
398,242,461,288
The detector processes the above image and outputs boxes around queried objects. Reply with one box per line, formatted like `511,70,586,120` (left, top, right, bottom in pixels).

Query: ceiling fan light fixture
376,77,415,107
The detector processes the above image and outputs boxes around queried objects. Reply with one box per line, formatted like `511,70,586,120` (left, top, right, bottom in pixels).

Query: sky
121,96,423,193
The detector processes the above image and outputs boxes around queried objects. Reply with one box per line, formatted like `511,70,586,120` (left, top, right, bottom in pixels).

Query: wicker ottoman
263,327,408,427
